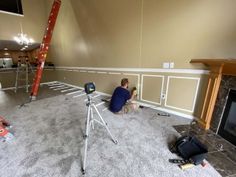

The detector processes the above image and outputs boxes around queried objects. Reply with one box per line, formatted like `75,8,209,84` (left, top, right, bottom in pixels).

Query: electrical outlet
161,93,166,100
163,62,170,69
170,62,175,68
64,77,66,80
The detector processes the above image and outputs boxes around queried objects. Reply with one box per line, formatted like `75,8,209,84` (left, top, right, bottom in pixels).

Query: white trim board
58,82,83,90
55,66,209,75
50,85,67,89
87,71,96,73
97,71,107,74
140,74,165,105
137,101,195,120
53,87,70,91
56,81,196,120
1,79,198,120
58,81,112,97
165,76,200,113
137,74,141,100
108,72,121,75
61,88,78,93
66,90,83,95
0,81,57,91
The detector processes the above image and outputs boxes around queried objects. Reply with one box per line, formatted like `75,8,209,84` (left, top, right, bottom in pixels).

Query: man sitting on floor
109,78,138,114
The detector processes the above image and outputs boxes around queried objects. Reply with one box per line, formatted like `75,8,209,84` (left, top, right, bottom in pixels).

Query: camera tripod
82,94,118,174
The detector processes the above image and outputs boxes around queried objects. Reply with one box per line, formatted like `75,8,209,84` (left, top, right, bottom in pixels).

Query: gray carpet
0,94,222,177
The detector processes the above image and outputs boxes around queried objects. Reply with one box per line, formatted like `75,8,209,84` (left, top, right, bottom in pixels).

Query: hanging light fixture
13,0,34,46
14,33,34,46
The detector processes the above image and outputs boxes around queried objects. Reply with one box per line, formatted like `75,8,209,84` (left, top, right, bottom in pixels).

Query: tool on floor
157,112,170,117
169,158,195,169
169,158,207,170
30,0,61,100
169,136,208,170
19,100,31,109
15,56,34,93
169,120,208,170
0,116,14,142
101,98,111,103
82,82,118,175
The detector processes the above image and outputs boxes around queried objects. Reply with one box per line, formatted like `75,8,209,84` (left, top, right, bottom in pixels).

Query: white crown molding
55,66,209,75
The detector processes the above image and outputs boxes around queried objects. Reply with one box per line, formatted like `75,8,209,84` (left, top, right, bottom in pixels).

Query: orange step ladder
30,0,61,100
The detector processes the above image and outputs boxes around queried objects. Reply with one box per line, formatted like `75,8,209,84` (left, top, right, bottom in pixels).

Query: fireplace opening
218,89,236,146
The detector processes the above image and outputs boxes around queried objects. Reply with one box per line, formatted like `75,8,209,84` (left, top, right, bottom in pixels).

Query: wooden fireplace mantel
190,59,236,129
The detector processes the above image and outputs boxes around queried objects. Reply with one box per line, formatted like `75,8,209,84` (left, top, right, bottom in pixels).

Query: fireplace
190,59,236,130
218,89,236,146
190,59,236,145
210,75,236,146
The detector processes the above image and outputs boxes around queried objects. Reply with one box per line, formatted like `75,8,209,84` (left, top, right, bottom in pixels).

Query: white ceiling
0,40,40,51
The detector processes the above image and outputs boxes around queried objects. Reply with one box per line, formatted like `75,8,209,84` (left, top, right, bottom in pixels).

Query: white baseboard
136,101,195,120
57,81,195,120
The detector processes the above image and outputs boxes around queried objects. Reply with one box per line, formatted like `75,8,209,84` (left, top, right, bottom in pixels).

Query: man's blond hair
121,78,129,86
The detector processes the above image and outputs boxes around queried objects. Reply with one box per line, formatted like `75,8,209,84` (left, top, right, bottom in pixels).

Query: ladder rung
15,59,34,93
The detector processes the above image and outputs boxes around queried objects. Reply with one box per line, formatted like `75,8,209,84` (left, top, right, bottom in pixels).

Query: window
0,0,23,16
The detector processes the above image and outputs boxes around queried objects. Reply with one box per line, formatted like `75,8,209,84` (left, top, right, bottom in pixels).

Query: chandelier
13,1,34,49
14,33,34,46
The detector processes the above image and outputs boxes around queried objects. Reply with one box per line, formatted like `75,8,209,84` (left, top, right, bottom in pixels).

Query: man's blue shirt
109,86,131,112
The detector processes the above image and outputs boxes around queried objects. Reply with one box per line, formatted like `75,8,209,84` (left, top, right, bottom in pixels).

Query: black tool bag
171,135,208,165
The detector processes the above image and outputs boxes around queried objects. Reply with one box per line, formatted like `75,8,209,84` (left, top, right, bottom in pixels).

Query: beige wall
43,0,236,119
165,77,199,112
47,0,236,69
0,0,47,42
141,75,163,104
52,70,139,95
141,0,236,68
